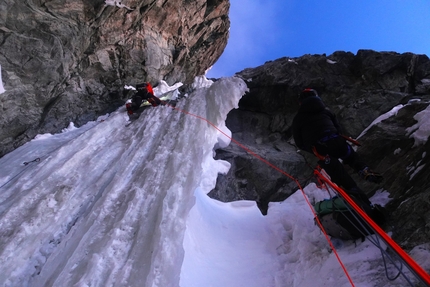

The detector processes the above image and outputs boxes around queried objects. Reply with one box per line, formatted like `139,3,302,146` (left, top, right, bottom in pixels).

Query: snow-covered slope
0,77,428,287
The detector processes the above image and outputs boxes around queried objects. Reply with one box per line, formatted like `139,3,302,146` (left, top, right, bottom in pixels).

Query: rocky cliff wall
209,50,430,249
0,0,229,157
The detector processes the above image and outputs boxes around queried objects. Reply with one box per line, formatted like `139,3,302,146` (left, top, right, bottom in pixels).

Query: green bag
314,196,349,217
313,196,373,240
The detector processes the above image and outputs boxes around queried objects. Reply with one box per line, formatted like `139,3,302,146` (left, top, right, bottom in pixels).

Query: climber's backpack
136,82,154,95
313,196,380,241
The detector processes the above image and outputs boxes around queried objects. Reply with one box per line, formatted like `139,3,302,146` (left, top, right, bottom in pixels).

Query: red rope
297,181,356,286
167,103,356,286
169,104,298,181
314,169,430,286
167,99,430,285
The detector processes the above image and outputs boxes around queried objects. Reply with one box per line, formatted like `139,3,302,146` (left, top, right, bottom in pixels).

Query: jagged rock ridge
209,50,430,250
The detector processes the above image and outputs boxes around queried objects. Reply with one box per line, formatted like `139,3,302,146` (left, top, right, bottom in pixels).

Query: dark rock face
357,102,430,250
209,50,430,250
0,0,230,157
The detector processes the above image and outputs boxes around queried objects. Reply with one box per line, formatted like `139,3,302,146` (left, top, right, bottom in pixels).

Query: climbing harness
312,146,331,164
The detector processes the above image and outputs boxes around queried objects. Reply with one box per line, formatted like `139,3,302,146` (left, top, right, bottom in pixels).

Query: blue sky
207,0,430,78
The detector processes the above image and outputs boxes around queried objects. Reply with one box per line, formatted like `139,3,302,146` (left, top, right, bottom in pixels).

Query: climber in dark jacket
292,88,383,203
126,82,162,115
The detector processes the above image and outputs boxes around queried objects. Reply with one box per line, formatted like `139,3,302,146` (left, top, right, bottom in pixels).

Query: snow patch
192,75,214,89
124,85,136,90
153,80,183,98
370,189,392,207
358,104,404,139
0,64,5,94
405,104,430,147
33,133,54,141
409,164,425,180
104,0,133,10
61,122,78,133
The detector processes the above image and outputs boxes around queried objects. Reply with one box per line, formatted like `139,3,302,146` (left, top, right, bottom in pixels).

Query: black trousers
131,94,161,110
131,95,143,111
314,136,367,190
